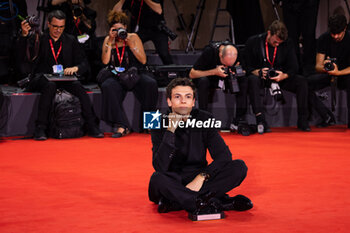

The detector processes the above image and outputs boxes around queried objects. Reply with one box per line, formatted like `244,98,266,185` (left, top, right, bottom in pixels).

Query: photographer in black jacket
189,42,250,135
307,14,350,128
245,20,310,133
17,10,103,140
113,0,173,65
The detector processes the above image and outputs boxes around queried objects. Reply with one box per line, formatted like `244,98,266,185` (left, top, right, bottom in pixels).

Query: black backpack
49,90,85,139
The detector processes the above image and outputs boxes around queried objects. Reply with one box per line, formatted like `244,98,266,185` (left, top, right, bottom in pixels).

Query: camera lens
324,62,335,71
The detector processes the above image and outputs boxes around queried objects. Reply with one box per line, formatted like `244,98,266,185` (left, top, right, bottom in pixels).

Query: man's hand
215,65,228,78
270,70,288,82
21,20,31,37
167,112,184,133
185,174,206,192
260,67,269,79
327,63,340,76
64,66,78,75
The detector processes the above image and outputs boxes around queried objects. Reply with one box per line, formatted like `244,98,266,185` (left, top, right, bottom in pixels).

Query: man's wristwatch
200,172,210,181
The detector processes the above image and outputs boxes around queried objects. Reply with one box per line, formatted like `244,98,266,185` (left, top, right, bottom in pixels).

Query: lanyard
265,40,277,67
115,40,126,66
49,39,62,65
74,17,82,35
131,0,144,26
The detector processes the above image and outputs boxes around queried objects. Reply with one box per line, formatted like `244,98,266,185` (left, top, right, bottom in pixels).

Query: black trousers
100,72,158,129
28,75,97,128
137,28,173,65
282,1,319,75
193,76,249,121
248,74,309,122
308,73,350,126
148,159,247,212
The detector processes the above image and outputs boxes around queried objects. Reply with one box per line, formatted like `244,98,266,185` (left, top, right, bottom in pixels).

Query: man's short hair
48,10,66,23
328,14,347,34
166,78,196,99
268,20,288,41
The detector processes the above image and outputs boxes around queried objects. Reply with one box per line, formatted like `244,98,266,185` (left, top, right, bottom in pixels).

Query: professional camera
72,5,83,17
158,21,177,41
260,68,283,101
265,68,278,79
324,58,337,71
25,15,40,28
113,28,128,40
232,65,245,77
222,67,239,94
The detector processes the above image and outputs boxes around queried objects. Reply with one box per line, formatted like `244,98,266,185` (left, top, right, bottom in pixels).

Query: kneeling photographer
245,20,310,133
97,11,158,138
189,41,250,136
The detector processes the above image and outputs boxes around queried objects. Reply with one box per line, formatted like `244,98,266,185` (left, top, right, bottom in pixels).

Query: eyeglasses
50,23,65,29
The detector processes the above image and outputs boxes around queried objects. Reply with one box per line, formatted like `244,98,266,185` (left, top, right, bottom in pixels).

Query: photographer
189,42,250,135
17,10,103,140
0,0,27,84
245,20,310,133
97,11,158,138
50,0,98,82
113,0,173,65
308,14,350,128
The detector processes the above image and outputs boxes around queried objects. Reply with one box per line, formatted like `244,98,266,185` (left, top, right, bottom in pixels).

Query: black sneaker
257,120,271,134
87,126,104,138
157,197,182,213
34,125,47,141
220,194,253,211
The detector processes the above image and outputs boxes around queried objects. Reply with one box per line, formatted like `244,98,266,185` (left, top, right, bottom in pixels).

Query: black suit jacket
151,109,233,177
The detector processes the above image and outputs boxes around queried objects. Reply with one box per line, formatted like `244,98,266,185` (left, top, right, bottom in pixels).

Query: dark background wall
26,0,350,50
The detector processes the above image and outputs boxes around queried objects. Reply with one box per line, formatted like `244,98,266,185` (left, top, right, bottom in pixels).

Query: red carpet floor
1,126,350,233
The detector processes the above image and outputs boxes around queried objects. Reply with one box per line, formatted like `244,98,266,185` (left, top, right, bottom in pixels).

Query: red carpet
1,127,350,233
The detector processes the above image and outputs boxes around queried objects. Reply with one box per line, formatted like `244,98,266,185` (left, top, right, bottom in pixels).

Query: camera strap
26,33,40,62
130,0,144,31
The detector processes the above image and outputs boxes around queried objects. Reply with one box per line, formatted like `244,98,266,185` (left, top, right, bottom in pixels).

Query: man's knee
228,159,248,181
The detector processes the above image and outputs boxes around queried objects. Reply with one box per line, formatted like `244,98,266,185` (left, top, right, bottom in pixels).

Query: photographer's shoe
34,125,47,141
257,120,271,134
157,197,182,213
316,114,336,128
220,194,253,211
297,120,311,132
88,126,104,138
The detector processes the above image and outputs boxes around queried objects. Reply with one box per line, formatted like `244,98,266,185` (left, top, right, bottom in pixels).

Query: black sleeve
202,128,233,177
151,129,176,173
317,33,327,55
192,46,216,71
244,36,260,74
283,39,298,77
72,37,89,76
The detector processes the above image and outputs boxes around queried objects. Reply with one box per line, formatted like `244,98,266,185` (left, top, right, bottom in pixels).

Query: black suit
148,109,247,212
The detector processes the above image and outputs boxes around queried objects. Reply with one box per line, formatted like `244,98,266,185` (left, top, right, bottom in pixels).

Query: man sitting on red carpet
148,77,253,215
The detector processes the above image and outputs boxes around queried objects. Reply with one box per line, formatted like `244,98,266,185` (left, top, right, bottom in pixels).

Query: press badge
115,67,125,73
77,34,90,44
53,64,64,74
